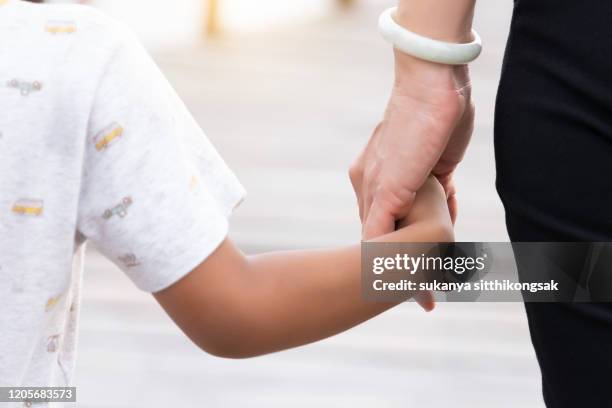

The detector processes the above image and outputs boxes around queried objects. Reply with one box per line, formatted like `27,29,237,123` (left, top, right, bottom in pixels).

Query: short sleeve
77,30,245,293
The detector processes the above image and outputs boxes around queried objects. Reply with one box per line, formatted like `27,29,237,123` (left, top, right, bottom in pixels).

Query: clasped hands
350,52,475,311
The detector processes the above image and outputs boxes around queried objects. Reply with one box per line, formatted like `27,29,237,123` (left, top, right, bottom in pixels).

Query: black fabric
495,1,612,407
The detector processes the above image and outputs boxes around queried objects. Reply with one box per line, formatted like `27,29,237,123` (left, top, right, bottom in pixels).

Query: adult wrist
393,51,470,93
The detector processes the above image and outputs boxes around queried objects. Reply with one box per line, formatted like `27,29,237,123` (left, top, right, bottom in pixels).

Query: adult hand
350,52,474,240
350,54,474,312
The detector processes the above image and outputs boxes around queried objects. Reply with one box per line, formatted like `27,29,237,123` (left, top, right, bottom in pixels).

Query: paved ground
75,1,545,407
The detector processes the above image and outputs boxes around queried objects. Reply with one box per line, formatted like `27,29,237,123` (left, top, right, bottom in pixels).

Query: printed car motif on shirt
12,199,44,217
93,122,124,151
189,174,200,192
45,294,62,312
45,20,77,35
0,2,247,388
118,253,140,268
102,196,133,220
6,79,42,96
46,335,60,353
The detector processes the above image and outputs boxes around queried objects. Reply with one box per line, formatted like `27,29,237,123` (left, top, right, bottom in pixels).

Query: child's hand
395,176,454,312
396,176,454,242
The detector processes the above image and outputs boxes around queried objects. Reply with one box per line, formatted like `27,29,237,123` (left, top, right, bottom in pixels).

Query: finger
359,124,387,224
361,172,375,229
361,189,373,232
414,290,436,312
363,202,396,240
435,174,457,225
358,194,365,223
435,172,454,197
447,193,458,226
349,163,364,222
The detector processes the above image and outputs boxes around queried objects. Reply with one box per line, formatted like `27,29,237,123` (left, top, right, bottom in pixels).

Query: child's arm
154,177,453,359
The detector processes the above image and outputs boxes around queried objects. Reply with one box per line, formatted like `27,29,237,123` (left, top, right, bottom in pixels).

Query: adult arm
350,0,477,239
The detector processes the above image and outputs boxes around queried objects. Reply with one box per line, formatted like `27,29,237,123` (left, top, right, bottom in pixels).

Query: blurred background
48,0,544,406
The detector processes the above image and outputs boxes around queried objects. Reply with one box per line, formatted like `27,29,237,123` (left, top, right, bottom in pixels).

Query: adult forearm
396,0,476,43
390,0,476,92
351,2,477,239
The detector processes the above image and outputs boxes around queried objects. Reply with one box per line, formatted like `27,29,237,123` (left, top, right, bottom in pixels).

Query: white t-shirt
0,0,245,399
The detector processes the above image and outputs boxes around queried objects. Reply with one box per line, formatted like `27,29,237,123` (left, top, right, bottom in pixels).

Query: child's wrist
394,218,454,243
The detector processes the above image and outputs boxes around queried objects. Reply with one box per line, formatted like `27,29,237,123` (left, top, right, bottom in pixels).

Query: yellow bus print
45,20,77,35
45,294,62,312
93,122,124,152
12,199,44,217
189,174,200,192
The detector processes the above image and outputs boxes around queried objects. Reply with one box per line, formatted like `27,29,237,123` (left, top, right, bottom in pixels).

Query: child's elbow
203,346,262,360
195,334,265,359
188,307,268,359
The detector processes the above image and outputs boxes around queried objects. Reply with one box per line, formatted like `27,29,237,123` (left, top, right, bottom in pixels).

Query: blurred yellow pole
205,0,219,37
338,0,356,9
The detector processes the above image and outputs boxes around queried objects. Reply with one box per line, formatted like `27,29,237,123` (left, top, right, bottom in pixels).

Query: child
0,0,453,391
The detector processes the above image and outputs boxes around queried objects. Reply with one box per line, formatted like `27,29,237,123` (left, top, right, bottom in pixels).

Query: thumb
363,202,396,240
414,291,436,312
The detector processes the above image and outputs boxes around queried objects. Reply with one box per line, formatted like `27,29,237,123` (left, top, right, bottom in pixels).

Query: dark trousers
495,1,612,406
